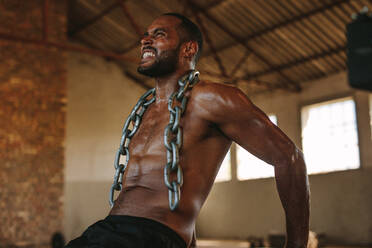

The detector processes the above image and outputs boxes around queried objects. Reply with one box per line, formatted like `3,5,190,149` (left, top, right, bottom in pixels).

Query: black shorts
64,215,187,248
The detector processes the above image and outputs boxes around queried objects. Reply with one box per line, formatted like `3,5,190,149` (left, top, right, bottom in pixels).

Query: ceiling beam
180,0,227,16
42,0,49,41
118,0,143,38
242,45,346,80
243,0,349,42
201,70,283,92
203,0,349,59
229,50,250,78
194,12,228,77
200,44,346,88
188,0,301,92
68,1,121,37
0,32,138,63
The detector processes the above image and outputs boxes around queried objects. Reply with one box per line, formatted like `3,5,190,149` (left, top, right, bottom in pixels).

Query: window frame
215,93,363,184
299,94,361,175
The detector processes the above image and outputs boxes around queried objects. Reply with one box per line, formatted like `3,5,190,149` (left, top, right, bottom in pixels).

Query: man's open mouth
141,47,156,60
142,51,155,59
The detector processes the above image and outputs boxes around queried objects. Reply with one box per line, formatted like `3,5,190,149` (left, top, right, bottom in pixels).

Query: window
215,149,231,182
301,97,360,174
237,115,277,180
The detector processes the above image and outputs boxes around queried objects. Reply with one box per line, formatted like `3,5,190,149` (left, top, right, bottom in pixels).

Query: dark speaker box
346,13,372,91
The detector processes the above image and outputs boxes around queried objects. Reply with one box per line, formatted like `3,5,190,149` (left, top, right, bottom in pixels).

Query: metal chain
164,70,199,210
109,88,156,207
109,70,200,211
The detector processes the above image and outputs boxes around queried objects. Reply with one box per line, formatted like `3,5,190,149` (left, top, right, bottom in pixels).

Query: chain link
163,70,199,210
109,88,156,207
109,70,199,211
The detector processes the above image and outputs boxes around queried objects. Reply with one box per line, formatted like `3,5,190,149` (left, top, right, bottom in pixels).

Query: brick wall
0,0,66,246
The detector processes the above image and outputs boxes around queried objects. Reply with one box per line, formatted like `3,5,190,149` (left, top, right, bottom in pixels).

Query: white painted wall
197,72,372,245
64,53,146,240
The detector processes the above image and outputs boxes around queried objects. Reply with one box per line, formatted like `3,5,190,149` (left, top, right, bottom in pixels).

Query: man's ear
181,41,198,59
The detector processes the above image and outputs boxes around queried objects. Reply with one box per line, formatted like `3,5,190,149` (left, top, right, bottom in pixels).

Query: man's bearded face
137,45,180,77
137,16,184,78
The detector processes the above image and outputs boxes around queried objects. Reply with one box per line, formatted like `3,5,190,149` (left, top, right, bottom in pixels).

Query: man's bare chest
129,106,169,155
127,102,209,157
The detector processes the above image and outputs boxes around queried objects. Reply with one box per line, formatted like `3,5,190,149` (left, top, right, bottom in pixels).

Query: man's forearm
274,149,310,248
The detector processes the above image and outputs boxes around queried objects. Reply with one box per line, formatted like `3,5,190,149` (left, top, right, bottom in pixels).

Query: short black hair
162,13,203,63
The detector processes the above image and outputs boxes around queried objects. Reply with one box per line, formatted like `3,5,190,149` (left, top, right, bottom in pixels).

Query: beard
137,47,180,78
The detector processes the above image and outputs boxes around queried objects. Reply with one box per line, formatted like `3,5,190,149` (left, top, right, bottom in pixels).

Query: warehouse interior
1,0,372,247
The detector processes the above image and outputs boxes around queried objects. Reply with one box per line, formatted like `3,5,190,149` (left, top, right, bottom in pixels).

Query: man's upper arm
198,83,297,166
196,83,310,247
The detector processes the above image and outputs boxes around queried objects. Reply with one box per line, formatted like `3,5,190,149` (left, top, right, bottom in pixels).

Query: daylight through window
215,149,231,182
301,97,360,174
237,115,277,180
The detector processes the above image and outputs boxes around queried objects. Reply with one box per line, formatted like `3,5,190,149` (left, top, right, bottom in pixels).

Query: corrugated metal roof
68,0,372,94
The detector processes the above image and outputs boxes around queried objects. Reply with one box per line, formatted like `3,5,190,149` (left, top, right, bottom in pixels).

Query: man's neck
154,68,193,103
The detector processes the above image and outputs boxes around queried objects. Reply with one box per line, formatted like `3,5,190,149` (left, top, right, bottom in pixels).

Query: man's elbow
291,147,306,169
275,145,307,174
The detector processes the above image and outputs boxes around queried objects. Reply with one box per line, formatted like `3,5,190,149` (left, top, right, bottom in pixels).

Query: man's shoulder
193,80,239,92
189,80,252,121
191,80,245,103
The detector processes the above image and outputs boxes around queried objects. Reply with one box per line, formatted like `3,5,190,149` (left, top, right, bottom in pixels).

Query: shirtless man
65,13,309,248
